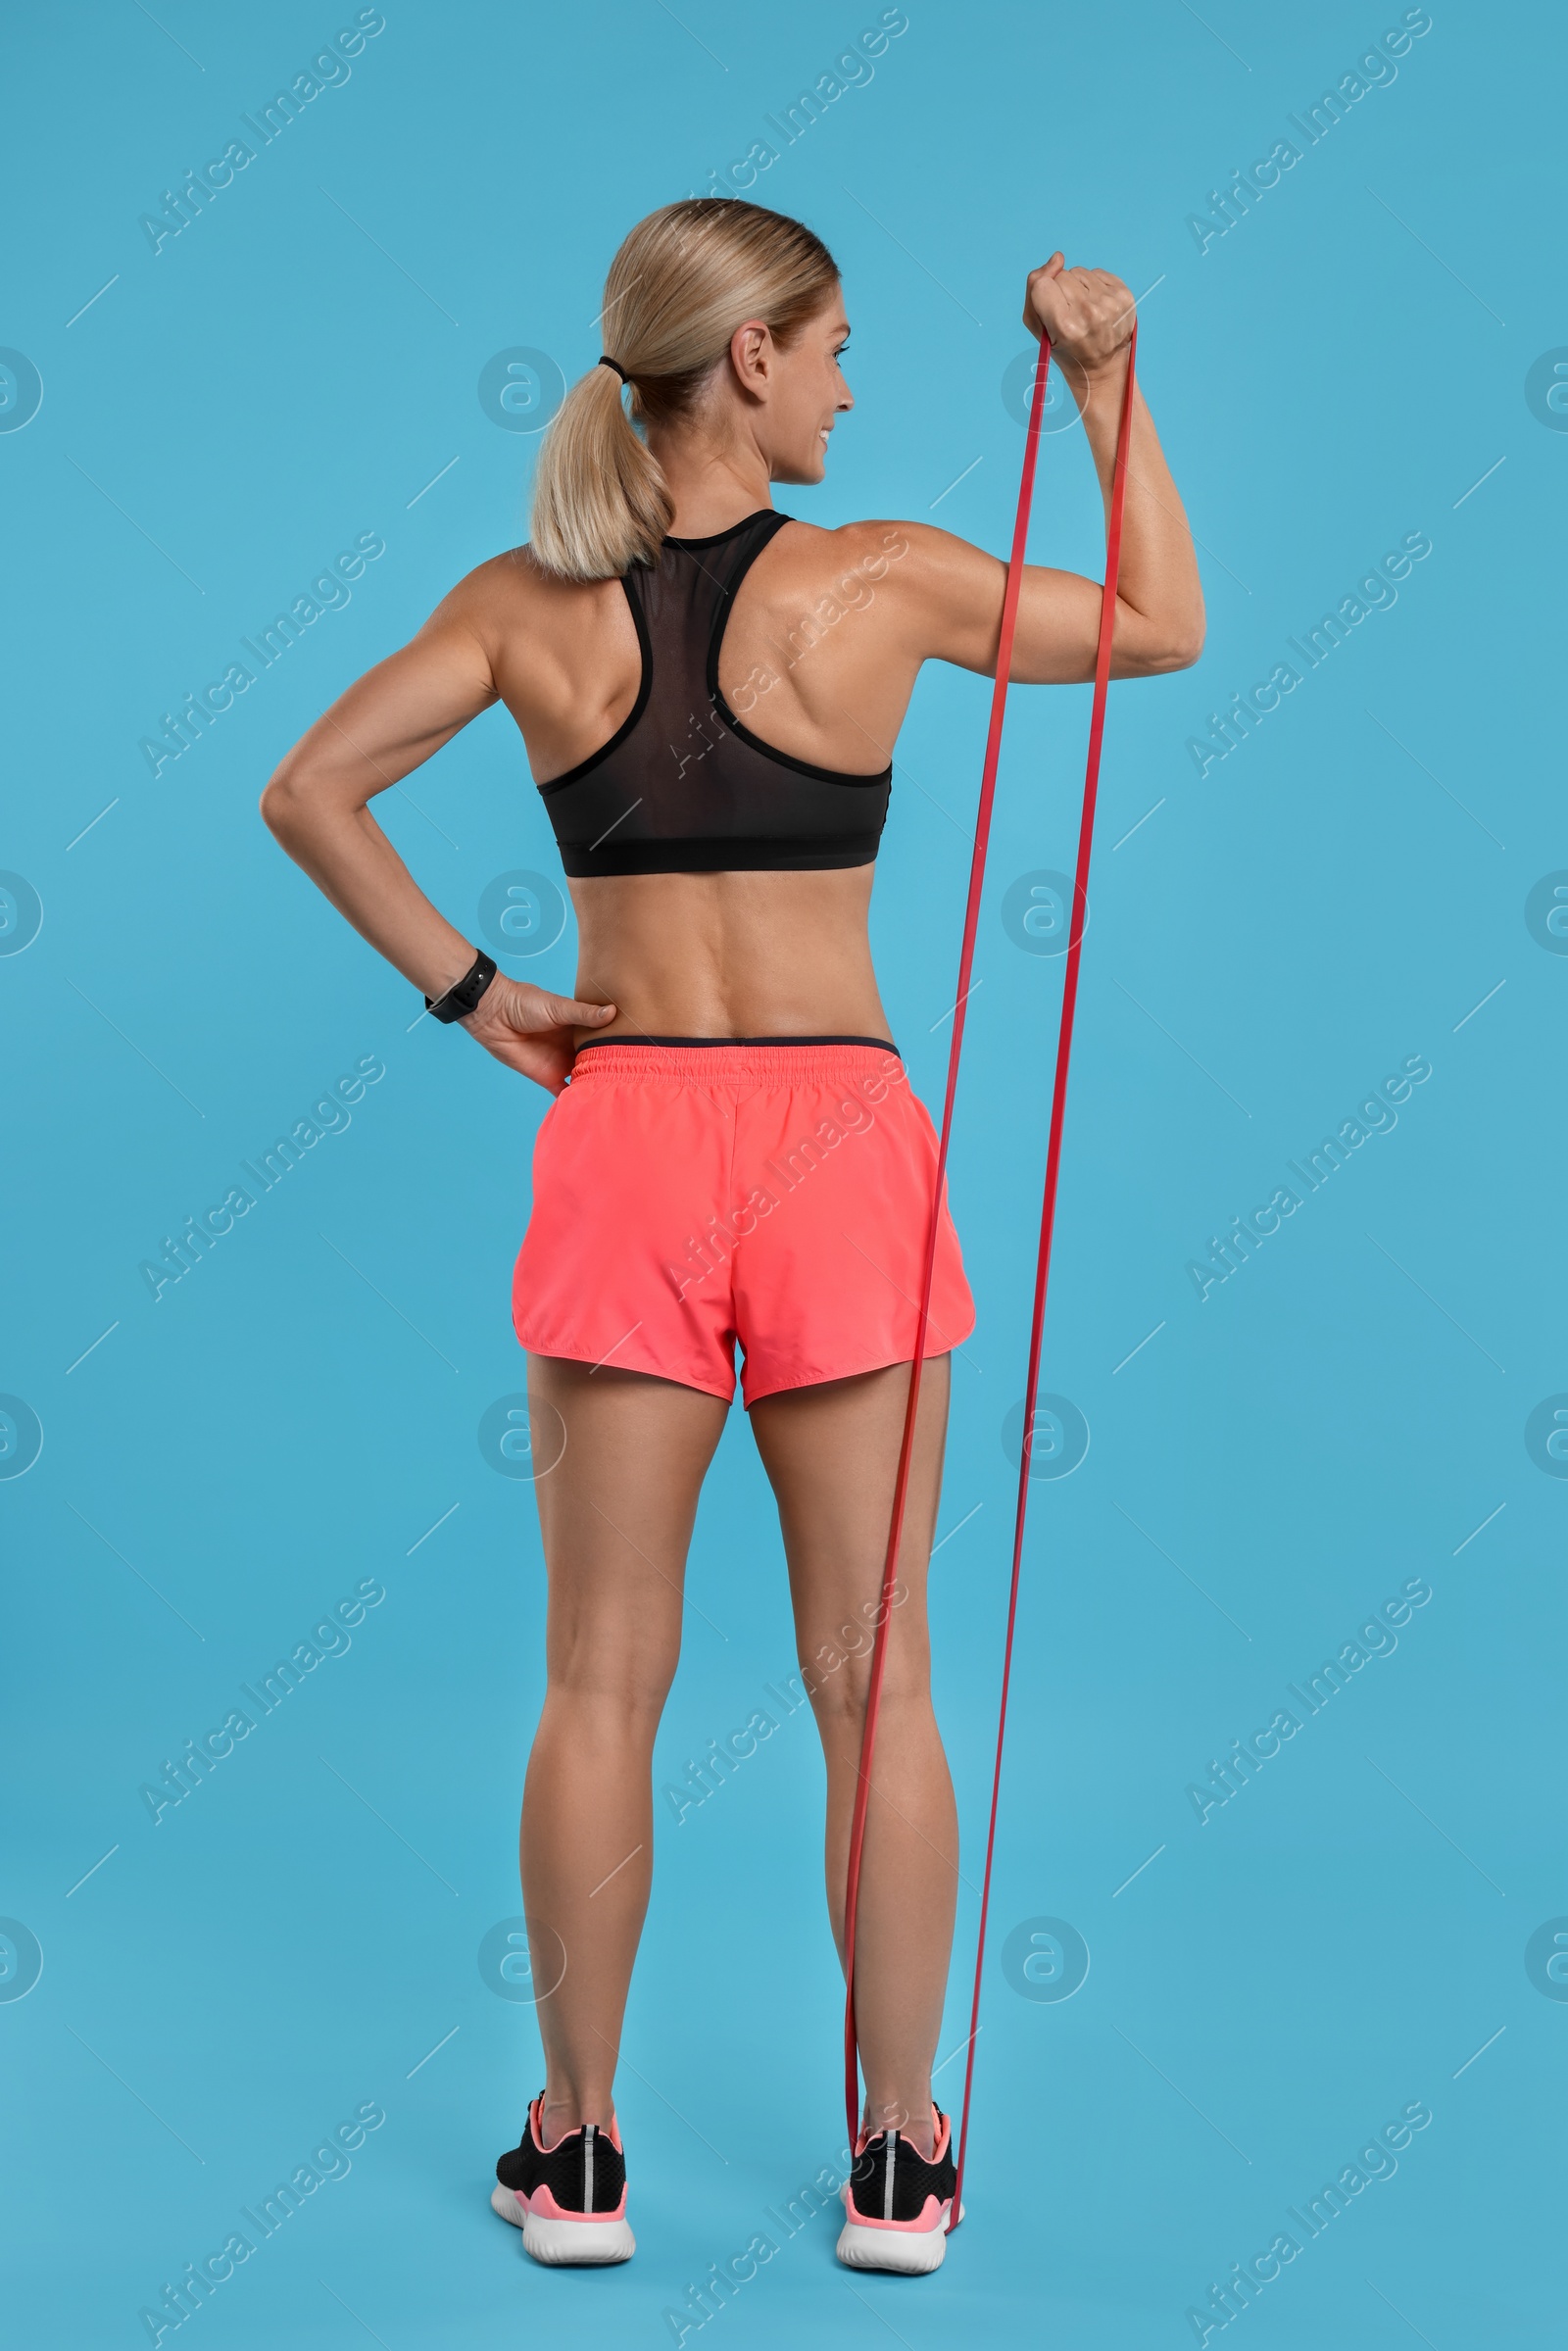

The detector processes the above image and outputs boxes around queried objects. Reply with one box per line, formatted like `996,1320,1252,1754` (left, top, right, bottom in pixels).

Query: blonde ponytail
529,198,840,582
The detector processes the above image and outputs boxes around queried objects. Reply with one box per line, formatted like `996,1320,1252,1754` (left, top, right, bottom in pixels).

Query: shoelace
840,322,1141,2226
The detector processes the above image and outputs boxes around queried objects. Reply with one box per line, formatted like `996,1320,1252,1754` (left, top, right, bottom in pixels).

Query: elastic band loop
948,322,1138,2228
838,325,1140,2196
598,354,629,382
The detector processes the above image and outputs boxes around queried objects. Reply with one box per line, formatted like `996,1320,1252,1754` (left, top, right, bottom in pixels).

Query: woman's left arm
259,572,615,1091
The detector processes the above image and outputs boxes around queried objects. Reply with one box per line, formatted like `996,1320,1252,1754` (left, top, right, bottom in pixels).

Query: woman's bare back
453,516,936,1041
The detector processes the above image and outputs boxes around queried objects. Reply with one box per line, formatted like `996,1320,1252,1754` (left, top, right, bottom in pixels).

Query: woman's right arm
876,259,1204,689
260,577,613,1092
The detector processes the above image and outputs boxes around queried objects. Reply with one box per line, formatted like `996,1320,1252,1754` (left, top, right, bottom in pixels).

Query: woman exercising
262,197,1201,2275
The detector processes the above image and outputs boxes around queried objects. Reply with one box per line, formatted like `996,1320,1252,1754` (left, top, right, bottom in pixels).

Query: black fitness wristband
424,949,498,1024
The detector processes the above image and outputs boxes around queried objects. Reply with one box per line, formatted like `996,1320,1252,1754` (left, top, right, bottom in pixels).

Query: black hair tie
599,354,629,382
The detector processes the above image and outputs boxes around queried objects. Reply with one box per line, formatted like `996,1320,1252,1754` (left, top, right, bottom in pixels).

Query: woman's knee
543,1643,679,1723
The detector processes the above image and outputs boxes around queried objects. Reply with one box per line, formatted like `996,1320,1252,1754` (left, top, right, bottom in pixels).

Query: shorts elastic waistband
568,1035,904,1086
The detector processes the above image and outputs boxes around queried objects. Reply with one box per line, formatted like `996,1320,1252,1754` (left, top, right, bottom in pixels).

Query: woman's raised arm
889,255,1205,685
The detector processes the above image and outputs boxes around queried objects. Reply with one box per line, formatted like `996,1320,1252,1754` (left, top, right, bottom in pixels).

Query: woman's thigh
749,1357,951,1706
525,1354,729,1702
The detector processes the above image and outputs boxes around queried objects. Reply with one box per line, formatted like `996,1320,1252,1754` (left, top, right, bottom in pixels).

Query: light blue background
2,3,1561,2344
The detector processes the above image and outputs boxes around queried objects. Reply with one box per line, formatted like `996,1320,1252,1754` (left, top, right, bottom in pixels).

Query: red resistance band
840,320,1140,2206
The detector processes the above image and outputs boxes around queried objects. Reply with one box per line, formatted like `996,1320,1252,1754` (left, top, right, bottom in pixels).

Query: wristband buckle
424,949,497,1024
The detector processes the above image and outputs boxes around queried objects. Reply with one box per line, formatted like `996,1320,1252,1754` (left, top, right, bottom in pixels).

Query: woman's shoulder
775,514,997,601
436,543,585,608
422,544,625,651
775,514,908,570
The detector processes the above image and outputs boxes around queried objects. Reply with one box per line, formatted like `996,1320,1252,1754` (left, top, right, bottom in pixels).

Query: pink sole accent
521,2183,629,2224
841,2193,950,2234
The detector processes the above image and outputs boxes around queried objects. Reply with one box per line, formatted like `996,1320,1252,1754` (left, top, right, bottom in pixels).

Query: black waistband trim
557,835,883,878
574,1033,900,1053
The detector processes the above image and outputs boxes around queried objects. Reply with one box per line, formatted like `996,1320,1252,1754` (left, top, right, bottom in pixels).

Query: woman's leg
749,1356,957,2161
521,1354,728,2148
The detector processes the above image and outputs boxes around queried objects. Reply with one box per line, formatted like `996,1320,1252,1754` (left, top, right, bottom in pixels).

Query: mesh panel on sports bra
537,510,892,878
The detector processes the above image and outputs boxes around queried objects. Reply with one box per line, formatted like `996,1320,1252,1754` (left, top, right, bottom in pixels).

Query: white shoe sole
835,2200,959,2275
490,2181,635,2265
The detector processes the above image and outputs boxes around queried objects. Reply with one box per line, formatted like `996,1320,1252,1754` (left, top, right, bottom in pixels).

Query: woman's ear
729,319,774,396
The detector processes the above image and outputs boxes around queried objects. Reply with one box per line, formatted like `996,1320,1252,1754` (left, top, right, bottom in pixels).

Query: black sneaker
837,2104,960,2273
490,2092,634,2265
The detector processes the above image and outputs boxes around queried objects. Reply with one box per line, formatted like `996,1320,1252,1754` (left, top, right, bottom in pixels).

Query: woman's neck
650,422,773,539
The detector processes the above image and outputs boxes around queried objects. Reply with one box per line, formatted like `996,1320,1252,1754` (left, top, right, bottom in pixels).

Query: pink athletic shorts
512,1039,975,1407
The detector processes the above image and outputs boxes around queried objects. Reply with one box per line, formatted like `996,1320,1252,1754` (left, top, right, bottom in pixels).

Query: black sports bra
537,510,892,878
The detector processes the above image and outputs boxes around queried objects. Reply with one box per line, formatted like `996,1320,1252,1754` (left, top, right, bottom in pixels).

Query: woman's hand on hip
462,977,616,1091
1023,254,1135,381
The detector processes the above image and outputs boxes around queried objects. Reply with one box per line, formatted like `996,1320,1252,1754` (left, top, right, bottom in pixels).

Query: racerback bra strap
537,510,892,878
